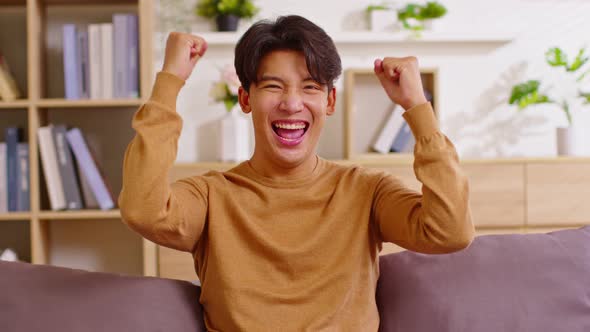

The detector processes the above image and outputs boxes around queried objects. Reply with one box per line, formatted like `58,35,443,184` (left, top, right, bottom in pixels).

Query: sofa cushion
0,261,206,332
377,226,590,332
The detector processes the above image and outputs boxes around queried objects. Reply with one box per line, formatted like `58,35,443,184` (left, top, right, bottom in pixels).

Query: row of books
0,128,29,212
62,13,139,100
0,53,21,102
0,125,115,213
371,89,434,154
37,124,115,211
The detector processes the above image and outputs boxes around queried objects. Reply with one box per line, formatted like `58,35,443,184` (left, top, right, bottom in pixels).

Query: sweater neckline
235,156,326,188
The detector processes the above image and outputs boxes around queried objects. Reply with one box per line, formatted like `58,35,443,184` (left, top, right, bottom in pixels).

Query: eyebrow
259,75,318,84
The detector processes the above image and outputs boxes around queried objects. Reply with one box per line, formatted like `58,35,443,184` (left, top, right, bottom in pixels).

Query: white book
372,105,405,154
0,143,6,213
38,126,66,210
100,23,113,99
88,24,102,99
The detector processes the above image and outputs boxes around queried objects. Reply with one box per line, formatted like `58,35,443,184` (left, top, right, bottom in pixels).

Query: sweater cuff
402,102,439,138
149,71,185,109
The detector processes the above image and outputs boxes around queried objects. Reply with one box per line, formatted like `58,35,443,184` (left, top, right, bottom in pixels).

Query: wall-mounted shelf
192,31,514,46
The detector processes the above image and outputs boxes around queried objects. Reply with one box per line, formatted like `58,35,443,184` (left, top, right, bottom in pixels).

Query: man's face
238,50,336,168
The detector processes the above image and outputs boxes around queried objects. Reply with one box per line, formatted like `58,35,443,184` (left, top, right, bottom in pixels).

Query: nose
279,90,304,114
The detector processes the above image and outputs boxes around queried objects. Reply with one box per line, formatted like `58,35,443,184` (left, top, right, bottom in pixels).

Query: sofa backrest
2,226,588,332
0,260,207,332
377,226,590,332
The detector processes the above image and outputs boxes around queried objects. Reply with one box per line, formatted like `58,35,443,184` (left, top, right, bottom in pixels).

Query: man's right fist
161,32,208,81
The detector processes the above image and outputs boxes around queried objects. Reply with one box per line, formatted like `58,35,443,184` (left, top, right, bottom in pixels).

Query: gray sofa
1,226,589,332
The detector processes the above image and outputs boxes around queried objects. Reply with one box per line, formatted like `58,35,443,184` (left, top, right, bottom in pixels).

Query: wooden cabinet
526,161,590,226
160,158,589,281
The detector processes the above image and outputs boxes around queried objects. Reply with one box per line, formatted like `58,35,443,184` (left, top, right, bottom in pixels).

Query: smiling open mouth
271,120,310,144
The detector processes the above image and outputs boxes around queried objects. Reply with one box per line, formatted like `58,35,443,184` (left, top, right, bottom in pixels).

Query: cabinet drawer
526,163,590,225
463,164,525,227
370,164,526,228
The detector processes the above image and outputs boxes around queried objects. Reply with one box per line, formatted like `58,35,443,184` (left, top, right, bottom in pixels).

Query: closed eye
264,84,282,89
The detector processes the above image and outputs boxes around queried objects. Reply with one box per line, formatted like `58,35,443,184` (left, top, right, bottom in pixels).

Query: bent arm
118,72,207,252
373,103,475,254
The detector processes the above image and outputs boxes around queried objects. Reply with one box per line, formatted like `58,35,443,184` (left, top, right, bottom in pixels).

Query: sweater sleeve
372,102,475,254
118,71,208,253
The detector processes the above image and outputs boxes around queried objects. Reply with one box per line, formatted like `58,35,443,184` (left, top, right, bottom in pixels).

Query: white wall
155,0,590,162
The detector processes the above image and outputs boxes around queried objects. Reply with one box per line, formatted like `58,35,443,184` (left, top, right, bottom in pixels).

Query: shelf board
38,209,121,220
0,100,30,108
194,31,514,46
37,98,143,108
0,0,26,6
40,0,136,5
0,212,31,221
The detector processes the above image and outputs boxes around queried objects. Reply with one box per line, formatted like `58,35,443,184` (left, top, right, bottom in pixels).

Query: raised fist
161,32,208,81
374,57,428,111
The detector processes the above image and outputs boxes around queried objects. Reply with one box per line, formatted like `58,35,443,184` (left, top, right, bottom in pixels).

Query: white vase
556,125,584,156
422,19,442,31
370,10,398,32
219,106,251,162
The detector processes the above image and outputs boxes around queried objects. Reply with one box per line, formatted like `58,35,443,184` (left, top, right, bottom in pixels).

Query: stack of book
372,89,434,154
0,127,29,212
62,13,138,100
37,125,115,211
0,53,21,102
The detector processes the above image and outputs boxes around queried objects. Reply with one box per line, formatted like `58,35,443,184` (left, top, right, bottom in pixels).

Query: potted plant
397,1,447,32
209,64,251,162
195,0,259,32
509,47,590,155
366,3,398,32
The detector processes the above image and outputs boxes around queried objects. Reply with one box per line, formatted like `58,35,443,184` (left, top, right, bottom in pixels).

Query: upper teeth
274,123,306,130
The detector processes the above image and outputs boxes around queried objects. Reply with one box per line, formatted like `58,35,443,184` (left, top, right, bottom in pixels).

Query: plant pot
219,106,251,162
556,125,583,156
422,19,440,30
216,14,240,32
370,10,398,32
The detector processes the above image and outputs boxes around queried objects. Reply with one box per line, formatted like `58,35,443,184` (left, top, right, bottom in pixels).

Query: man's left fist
374,57,428,111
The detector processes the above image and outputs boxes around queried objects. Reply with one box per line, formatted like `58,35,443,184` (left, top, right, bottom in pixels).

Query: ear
238,86,251,114
326,87,337,116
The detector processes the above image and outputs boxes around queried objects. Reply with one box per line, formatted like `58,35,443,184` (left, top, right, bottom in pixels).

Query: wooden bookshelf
344,67,440,160
0,0,155,276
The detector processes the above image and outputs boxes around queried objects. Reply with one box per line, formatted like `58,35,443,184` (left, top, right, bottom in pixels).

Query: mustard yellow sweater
118,72,475,331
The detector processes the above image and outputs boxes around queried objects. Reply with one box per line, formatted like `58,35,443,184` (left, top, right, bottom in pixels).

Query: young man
119,15,474,331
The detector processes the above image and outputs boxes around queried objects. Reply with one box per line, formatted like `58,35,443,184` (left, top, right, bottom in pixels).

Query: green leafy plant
196,0,259,19
509,47,590,125
397,1,448,31
366,3,392,13
419,1,447,19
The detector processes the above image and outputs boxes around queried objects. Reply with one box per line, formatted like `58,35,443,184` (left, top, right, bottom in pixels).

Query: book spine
65,128,114,210
62,24,80,100
113,14,128,99
100,23,114,100
77,26,90,99
16,143,29,211
88,24,102,99
52,125,83,210
372,106,405,154
0,143,7,213
128,14,139,98
37,126,66,210
390,121,413,153
5,127,19,212
76,159,99,209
